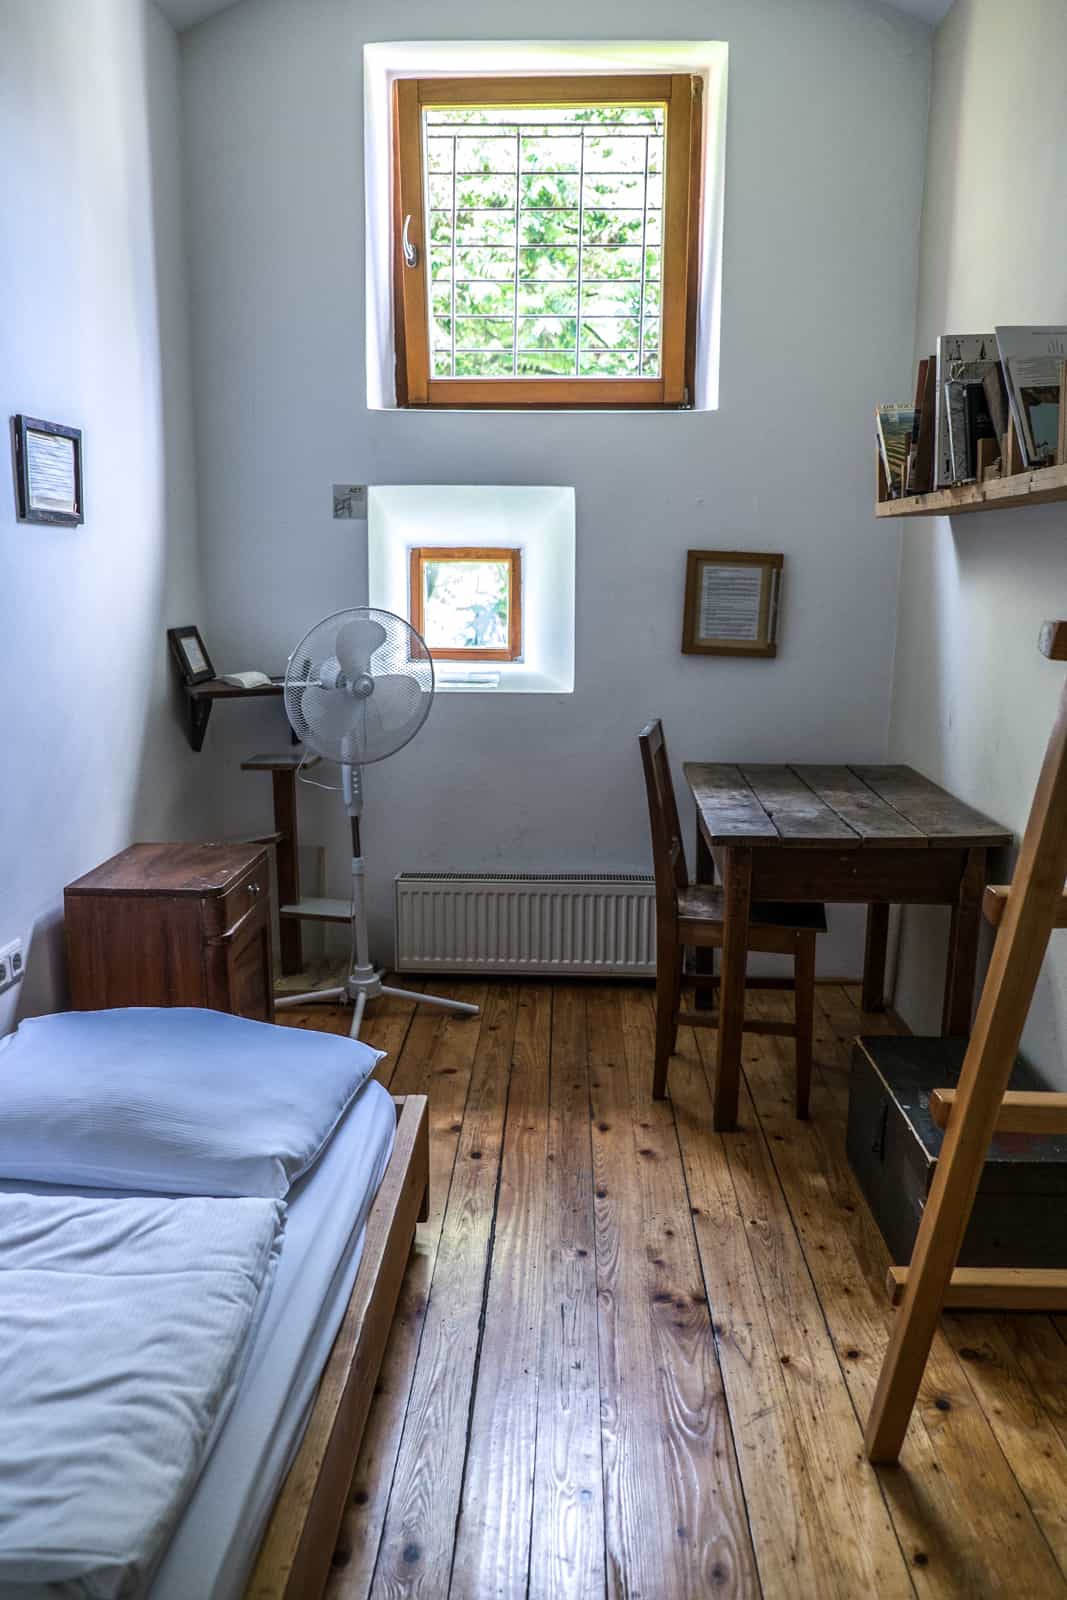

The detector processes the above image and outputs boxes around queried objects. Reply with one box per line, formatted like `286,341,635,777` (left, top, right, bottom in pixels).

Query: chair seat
678,884,828,934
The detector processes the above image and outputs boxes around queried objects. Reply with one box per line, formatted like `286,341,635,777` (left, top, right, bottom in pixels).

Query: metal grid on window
423,105,664,380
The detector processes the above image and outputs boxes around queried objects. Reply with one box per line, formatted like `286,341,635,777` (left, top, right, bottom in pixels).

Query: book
911,358,929,445
982,363,1010,443
877,405,916,499
934,334,997,486
945,382,971,483
995,326,1067,467
964,382,997,478
911,355,937,494
905,358,929,494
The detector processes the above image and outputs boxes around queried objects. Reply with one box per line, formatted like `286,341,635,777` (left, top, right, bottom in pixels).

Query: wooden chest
847,1035,1067,1268
65,842,274,1022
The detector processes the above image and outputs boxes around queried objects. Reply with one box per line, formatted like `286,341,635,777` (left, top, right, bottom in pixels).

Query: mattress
0,1076,397,1600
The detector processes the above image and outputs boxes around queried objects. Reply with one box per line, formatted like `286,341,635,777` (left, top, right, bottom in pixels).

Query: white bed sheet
0,1076,397,1600
152,1076,397,1600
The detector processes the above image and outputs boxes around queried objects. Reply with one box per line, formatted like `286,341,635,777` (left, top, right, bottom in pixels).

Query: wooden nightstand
65,842,274,1021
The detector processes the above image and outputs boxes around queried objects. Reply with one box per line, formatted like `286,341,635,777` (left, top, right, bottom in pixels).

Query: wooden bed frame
244,1094,429,1599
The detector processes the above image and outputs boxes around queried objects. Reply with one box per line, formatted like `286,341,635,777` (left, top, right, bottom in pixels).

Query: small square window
409,547,522,661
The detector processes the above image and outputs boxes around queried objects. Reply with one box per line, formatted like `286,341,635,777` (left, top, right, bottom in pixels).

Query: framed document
12,415,83,526
167,626,215,686
682,550,783,658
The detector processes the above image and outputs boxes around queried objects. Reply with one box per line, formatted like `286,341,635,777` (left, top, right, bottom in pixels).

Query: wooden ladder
866,619,1067,1464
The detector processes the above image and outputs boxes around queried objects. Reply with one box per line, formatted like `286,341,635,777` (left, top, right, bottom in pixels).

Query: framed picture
167,626,215,686
12,415,83,526
682,550,784,658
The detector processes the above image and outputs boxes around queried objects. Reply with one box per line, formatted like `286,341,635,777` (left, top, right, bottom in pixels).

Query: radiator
394,872,656,977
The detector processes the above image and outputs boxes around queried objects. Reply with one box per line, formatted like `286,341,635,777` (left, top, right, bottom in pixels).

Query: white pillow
0,1008,384,1198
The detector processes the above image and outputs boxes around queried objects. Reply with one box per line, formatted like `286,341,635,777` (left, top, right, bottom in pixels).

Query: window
393,74,701,409
409,546,522,661
369,486,574,694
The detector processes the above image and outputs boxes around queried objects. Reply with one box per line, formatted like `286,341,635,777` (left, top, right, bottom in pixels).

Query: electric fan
274,607,480,1039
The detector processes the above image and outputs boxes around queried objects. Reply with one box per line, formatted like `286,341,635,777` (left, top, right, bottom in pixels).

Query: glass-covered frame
393,75,701,409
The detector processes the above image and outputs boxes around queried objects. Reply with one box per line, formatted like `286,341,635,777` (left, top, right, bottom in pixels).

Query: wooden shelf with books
876,458,1067,519
876,328,1067,520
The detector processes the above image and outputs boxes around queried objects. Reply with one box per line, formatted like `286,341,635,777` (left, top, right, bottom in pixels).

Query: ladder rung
930,1086,1067,1134
983,883,1067,928
887,1264,1067,1311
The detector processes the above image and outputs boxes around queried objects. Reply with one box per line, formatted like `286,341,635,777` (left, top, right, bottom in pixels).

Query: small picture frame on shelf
682,550,783,658
167,626,215,686
12,415,83,526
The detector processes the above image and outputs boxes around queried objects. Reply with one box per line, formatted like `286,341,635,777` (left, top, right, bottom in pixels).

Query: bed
0,1009,429,1600
240,1091,427,1600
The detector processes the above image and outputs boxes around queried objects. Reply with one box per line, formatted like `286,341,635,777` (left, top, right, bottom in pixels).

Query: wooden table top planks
684,763,1011,852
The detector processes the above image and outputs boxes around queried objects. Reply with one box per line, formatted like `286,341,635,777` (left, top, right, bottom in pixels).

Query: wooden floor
278,977,1067,1599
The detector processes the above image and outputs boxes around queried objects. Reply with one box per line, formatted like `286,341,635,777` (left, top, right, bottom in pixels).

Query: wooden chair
639,720,827,1116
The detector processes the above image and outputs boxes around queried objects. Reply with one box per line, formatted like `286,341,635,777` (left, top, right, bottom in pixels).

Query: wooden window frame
393,74,702,410
409,546,523,661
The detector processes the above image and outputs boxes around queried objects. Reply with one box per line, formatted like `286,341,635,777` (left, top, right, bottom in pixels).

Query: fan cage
284,607,434,765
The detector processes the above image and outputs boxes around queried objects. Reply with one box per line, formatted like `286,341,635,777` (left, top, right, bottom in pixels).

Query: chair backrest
638,719,688,926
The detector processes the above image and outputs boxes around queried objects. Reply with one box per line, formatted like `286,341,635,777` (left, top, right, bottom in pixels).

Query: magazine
877,405,916,499
994,326,1067,468
934,334,997,487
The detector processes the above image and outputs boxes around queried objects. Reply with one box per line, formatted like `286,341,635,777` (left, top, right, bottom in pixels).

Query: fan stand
274,765,480,1040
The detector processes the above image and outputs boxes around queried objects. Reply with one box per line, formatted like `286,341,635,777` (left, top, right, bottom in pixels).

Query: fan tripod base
275,967,479,1041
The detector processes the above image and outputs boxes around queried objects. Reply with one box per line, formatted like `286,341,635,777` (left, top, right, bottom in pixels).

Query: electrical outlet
0,939,24,995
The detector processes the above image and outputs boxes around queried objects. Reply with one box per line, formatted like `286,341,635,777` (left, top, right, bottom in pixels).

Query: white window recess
367,484,575,694
364,40,728,411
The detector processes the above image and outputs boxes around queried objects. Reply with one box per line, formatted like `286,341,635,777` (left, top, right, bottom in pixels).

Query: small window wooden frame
682,550,783,658
409,547,522,661
393,74,702,410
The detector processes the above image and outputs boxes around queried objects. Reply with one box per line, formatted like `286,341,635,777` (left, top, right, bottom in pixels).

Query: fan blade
301,684,362,747
336,618,387,678
368,672,426,730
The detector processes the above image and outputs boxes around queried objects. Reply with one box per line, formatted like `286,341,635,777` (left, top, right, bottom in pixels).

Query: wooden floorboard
450,985,552,1599
527,984,605,1600
279,979,1067,1599
325,981,487,1600
370,983,518,1598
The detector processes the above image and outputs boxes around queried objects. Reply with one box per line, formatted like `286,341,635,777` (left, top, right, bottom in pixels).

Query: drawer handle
247,881,261,895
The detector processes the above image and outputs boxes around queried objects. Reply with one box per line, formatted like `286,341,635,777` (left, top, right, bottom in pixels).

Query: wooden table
683,763,1011,1131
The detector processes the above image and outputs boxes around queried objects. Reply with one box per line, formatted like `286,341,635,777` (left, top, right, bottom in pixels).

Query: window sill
435,667,572,695
372,404,708,416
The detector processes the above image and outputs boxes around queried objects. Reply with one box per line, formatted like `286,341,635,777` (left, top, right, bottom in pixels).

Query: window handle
402,215,419,268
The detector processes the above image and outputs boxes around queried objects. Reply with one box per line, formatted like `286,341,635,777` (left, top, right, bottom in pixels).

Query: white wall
888,0,1067,1080
0,0,207,1028
181,0,931,965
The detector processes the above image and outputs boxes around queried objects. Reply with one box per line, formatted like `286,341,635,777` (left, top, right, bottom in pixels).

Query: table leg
272,768,303,976
714,847,752,1132
862,903,890,1013
694,823,716,1010
942,847,986,1036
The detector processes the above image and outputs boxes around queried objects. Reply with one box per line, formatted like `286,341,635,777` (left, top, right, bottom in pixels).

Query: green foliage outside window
422,559,511,651
424,104,664,380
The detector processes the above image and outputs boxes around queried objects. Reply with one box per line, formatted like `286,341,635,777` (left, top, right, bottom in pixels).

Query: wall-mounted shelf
184,677,284,751
876,461,1067,520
